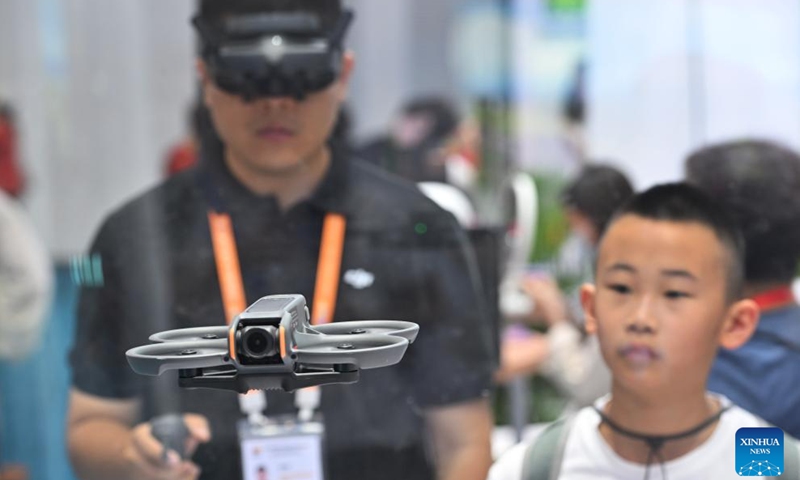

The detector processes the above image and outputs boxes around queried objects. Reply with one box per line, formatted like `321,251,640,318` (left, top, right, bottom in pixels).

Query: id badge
238,415,325,480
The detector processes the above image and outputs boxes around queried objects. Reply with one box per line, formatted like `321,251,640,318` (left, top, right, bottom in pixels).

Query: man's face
199,52,354,175
582,215,733,393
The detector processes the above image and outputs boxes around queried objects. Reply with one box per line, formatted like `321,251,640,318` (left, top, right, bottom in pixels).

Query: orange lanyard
208,211,347,325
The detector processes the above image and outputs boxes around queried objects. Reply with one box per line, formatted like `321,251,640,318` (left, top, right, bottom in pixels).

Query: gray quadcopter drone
126,294,419,393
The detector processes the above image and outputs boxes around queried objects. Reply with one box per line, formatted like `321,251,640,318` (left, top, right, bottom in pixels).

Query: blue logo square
736,427,785,476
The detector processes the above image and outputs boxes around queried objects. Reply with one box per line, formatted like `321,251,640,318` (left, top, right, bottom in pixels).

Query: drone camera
239,325,280,360
235,319,284,365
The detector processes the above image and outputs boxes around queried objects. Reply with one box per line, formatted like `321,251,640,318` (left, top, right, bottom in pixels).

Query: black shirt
70,145,495,480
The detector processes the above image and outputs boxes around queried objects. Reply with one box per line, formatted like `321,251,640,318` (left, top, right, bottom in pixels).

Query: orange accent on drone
228,326,237,361
280,325,287,359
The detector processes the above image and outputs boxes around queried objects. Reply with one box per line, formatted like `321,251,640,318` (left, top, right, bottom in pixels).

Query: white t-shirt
489,395,800,480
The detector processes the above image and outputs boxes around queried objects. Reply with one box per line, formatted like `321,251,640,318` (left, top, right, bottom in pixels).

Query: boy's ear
718,299,760,350
580,283,598,335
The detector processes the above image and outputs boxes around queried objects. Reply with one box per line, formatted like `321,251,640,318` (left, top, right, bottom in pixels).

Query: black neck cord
594,404,730,480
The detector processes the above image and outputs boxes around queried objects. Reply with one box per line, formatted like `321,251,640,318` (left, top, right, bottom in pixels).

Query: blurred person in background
440,116,482,192
0,191,52,360
0,190,53,480
66,1,495,480
497,164,634,410
0,102,26,199
686,140,800,438
359,96,462,184
552,163,635,289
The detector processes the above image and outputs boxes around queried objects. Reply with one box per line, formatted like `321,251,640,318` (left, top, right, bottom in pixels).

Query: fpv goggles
193,9,354,100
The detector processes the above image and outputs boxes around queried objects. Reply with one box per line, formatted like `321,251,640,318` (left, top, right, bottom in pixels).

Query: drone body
126,295,419,393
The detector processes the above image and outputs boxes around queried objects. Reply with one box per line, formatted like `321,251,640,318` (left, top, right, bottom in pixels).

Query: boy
490,183,800,479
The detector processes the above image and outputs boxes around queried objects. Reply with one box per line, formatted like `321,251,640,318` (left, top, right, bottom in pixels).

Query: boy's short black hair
607,182,745,301
686,140,800,285
561,164,635,236
197,0,343,35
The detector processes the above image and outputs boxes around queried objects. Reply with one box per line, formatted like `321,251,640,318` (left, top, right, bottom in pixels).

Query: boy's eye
665,290,691,299
607,284,631,294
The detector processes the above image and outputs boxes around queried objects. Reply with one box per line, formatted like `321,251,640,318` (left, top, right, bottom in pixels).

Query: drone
126,295,419,393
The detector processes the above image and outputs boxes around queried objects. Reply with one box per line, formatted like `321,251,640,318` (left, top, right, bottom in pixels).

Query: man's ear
580,283,598,335
196,59,209,84
196,59,213,108
718,299,760,350
335,51,355,101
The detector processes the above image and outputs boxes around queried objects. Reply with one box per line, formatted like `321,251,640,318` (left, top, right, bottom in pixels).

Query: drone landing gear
177,365,360,393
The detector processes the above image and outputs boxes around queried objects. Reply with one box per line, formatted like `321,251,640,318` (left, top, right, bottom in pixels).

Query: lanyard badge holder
238,389,326,480
213,211,345,480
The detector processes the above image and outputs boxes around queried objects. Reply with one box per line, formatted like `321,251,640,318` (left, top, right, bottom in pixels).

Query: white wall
0,0,197,259
587,0,800,190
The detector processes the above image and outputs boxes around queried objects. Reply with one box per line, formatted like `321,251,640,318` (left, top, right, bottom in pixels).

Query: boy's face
199,52,354,175
581,214,758,394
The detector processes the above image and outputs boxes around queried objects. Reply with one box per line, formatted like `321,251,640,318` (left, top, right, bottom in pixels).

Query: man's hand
122,414,211,480
520,277,568,327
495,333,551,384
68,389,212,480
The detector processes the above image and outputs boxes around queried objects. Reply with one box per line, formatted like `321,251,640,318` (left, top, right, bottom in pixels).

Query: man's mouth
256,126,294,141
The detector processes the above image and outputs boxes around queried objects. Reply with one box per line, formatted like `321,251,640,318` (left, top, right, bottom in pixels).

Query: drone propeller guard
126,295,419,393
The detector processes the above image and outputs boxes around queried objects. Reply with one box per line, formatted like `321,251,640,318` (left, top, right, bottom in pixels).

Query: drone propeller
292,332,410,369
127,339,230,376
149,326,230,343
310,320,419,343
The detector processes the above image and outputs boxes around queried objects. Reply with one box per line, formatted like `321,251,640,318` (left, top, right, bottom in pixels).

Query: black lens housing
240,326,279,359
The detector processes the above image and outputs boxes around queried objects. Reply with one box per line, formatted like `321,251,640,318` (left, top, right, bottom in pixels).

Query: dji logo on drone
343,269,375,290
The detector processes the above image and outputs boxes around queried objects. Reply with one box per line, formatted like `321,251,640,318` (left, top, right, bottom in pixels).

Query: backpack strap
520,415,576,480
785,435,799,478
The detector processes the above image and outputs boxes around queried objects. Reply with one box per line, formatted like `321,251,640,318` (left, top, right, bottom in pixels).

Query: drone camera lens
241,326,279,359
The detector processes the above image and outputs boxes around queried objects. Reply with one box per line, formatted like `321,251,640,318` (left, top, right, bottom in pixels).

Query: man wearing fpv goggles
193,4,353,100
67,2,496,480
